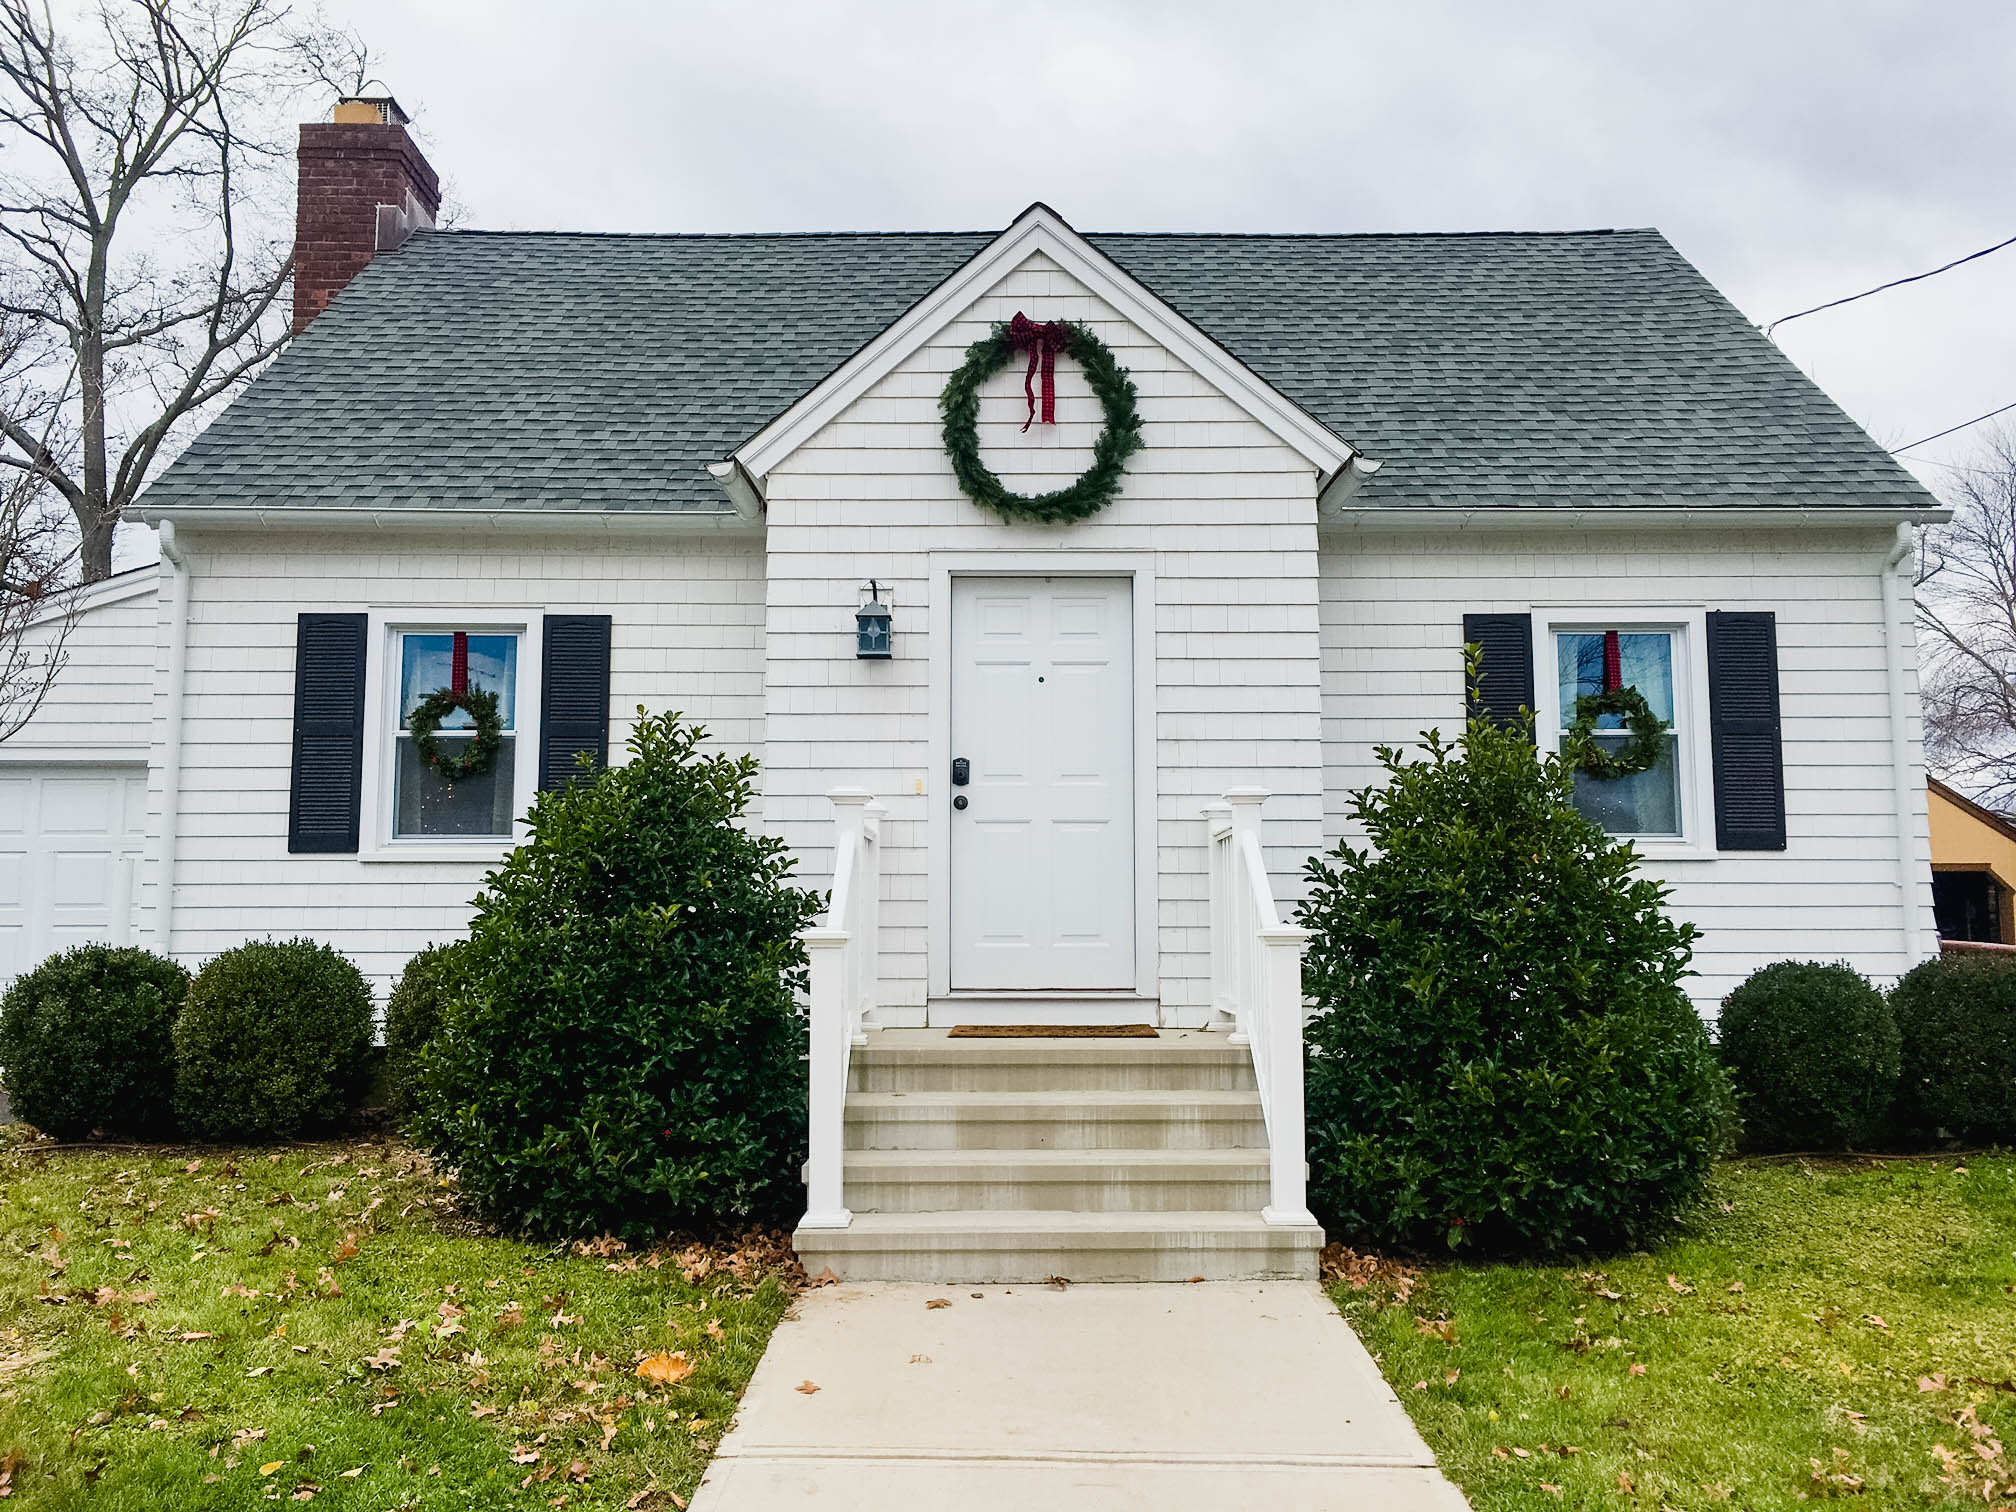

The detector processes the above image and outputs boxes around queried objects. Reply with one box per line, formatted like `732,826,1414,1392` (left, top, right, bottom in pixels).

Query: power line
1765,231,2016,336
1891,399,2016,455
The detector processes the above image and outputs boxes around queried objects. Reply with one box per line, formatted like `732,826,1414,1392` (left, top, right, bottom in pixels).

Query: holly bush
0,945,189,1139
1297,701,1733,1255
1718,961,1898,1151
415,711,823,1239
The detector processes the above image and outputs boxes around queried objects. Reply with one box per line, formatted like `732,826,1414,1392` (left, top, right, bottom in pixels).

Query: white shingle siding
761,250,1328,1024
1317,524,1938,1012
6,574,158,758
139,531,765,989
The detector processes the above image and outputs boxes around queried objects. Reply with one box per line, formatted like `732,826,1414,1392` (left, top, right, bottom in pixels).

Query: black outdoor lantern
856,581,892,659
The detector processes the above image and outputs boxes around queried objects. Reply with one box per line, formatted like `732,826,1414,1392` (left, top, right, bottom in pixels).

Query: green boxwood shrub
1890,953,2016,1141
0,945,189,1139
1718,961,1899,1151
1297,707,1734,1256
415,710,823,1239
172,939,375,1139
382,941,468,1123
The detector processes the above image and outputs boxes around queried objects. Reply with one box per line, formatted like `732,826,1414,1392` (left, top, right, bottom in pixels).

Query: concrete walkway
691,1280,1471,1510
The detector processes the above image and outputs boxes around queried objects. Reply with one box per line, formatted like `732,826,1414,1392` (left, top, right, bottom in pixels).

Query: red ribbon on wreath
450,630,469,695
1602,629,1622,693
1008,312,1068,432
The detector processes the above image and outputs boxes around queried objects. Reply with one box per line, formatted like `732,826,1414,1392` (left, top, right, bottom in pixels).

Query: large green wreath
409,686,504,782
939,318,1144,524
1565,686,1670,781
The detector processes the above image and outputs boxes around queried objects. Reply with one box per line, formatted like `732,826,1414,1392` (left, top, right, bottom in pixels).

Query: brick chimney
293,96,441,334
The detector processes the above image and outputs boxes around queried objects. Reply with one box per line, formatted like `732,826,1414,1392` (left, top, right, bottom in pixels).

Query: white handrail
800,789,882,1231
1206,788,1316,1226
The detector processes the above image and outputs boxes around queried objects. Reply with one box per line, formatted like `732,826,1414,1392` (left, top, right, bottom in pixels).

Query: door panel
950,577,1133,990
0,767,146,984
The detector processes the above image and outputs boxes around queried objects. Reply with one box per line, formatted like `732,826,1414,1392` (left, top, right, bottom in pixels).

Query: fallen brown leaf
795,1380,820,1395
635,1352,693,1387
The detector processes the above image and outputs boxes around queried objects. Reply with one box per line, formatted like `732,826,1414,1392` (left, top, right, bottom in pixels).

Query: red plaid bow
1008,313,1068,432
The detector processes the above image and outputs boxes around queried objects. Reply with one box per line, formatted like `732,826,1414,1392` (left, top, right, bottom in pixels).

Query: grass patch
1333,1155,2016,1510
0,1131,796,1509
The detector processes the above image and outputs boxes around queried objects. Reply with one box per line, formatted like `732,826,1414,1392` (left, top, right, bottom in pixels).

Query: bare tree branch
1916,427,2016,811
0,0,366,581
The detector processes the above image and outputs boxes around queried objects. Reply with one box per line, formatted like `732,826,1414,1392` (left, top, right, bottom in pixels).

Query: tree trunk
77,507,117,582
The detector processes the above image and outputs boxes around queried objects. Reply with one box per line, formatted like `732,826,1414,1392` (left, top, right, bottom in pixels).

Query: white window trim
1531,606,1718,860
358,609,543,863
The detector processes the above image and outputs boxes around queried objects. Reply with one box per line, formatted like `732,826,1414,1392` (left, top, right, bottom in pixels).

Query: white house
3,99,1944,1280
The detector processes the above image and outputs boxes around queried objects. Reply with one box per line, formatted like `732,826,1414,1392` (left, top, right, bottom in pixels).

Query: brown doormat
947,1023,1158,1038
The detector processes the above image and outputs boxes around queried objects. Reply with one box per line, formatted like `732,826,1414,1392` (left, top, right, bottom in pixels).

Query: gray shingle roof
141,224,1937,515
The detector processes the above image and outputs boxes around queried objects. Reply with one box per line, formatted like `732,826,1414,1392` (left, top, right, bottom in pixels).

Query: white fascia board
730,203,1359,484
1323,504,1952,532
138,504,760,536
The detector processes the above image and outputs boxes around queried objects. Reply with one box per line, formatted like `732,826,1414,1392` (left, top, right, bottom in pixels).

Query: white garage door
0,766,147,983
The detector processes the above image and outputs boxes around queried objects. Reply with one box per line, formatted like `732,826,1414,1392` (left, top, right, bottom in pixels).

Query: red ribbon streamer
1008,312,1068,432
451,630,469,695
1602,629,1622,694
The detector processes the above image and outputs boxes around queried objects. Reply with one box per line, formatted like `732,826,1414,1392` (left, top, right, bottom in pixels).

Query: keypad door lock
951,757,970,786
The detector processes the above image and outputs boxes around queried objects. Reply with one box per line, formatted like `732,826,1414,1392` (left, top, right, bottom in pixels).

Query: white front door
949,576,1134,991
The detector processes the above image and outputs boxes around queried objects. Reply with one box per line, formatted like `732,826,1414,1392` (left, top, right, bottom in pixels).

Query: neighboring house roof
140,221,1939,517
1930,776,2016,849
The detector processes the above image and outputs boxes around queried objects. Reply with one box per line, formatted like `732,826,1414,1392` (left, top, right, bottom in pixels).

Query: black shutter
1462,613,1534,732
287,613,367,853
540,614,612,790
1707,610,1787,851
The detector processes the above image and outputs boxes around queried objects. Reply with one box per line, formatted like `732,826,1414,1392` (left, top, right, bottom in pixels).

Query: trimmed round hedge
0,945,189,1139
1718,961,1898,1151
172,939,375,1139
1890,954,2016,1141
382,941,466,1123
1298,704,1734,1256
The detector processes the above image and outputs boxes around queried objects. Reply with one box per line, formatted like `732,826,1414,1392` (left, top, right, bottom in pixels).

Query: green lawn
1333,1156,2016,1511
0,1131,795,1509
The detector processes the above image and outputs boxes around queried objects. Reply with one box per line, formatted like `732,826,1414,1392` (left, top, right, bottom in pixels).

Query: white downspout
151,520,192,960
1881,520,1924,971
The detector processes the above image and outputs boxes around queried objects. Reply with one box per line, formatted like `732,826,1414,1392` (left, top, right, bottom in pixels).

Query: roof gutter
135,504,759,535
1323,504,1951,532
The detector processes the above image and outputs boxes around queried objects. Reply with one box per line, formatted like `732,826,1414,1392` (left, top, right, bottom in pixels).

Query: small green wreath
1565,686,1669,780
939,318,1144,524
409,686,504,782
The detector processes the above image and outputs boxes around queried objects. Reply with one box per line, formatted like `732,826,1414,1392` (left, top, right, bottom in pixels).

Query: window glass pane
1556,630,1681,838
1556,632,1673,726
398,634,517,730
395,735,516,838
1570,736,1680,836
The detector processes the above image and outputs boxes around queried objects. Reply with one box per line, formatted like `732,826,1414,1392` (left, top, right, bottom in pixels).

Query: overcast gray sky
330,0,2012,492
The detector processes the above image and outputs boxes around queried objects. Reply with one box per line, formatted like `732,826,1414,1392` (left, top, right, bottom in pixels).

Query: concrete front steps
793,1028,1324,1284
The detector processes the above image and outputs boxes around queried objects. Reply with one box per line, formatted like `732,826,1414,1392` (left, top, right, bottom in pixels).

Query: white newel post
1259,921,1315,1226
800,788,875,1232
